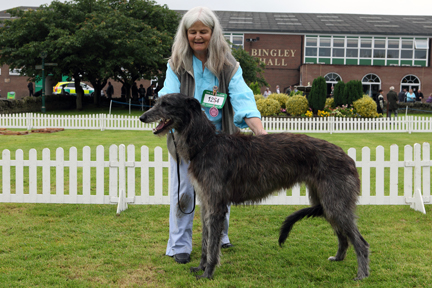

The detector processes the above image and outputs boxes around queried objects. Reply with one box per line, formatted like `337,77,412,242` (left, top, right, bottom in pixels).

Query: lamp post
40,51,47,113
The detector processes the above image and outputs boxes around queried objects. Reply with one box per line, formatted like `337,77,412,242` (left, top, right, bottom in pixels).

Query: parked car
52,82,103,97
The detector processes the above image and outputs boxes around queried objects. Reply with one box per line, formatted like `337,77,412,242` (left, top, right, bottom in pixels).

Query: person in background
426,93,432,103
147,83,155,107
27,81,34,97
406,89,416,102
106,82,114,100
131,82,138,100
121,84,126,100
377,89,384,114
157,6,266,265
138,84,146,106
275,85,280,94
416,89,424,102
263,87,271,97
398,88,407,102
386,86,398,118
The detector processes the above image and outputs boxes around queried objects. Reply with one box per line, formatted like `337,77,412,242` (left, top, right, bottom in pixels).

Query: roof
2,7,432,37
0,6,38,22
210,11,432,37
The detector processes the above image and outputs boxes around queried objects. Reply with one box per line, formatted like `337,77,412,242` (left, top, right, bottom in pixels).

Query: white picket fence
1,143,430,212
1,113,432,133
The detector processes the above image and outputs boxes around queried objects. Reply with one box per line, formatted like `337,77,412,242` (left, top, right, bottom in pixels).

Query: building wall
0,65,29,98
300,64,432,99
243,34,303,93
0,64,152,100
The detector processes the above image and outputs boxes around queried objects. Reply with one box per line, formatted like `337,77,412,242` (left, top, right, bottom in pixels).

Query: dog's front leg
190,202,209,273
196,204,227,279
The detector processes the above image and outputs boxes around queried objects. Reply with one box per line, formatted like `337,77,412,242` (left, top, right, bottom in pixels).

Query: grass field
0,204,431,287
1,109,432,287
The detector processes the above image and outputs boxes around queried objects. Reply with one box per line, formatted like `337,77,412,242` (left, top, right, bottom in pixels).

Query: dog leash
171,132,196,215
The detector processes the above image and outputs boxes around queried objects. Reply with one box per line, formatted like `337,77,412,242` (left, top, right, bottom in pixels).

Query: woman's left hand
245,117,268,135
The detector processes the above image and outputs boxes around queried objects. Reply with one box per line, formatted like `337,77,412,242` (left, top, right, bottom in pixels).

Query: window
324,72,342,83
224,33,244,49
360,49,372,58
401,50,413,59
387,50,399,58
414,50,427,59
362,74,381,97
303,35,429,67
401,75,420,84
373,49,386,58
362,74,381,83
400,75,420,92
414,40,428,49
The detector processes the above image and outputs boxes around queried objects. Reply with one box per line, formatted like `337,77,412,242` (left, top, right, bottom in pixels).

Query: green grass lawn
0,204,431,287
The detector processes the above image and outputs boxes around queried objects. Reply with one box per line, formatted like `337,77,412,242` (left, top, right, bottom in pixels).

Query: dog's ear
185,97,202,114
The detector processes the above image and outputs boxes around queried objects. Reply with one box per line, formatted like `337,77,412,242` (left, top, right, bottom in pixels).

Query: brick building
2,7,432,100
217,11,432,99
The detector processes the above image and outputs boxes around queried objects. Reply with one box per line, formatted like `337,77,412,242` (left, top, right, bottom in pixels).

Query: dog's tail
278,204,324,247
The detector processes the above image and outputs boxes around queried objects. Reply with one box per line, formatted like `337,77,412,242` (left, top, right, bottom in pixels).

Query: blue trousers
166,154,231,256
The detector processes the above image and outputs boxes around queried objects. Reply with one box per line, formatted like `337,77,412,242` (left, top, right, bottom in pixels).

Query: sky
1,0,432,16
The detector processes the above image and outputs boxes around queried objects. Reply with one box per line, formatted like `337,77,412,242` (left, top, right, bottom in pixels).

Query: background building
2,7,432,100
217,11,431,98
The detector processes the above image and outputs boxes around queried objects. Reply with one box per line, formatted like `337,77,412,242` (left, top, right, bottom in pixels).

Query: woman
158,6,266,265
406,89,416,102
263,87,271,97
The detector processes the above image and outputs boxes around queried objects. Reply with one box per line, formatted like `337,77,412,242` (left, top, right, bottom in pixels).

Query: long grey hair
170,6,232,77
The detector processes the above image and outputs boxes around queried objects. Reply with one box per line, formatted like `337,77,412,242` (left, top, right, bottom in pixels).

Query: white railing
1,113,432,133
260,116,432,134
1,144,430,211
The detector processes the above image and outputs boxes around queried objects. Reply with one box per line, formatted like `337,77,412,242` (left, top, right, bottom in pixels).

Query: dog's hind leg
327,212,369,280
191,202,209,274
348,228,369,280
328,230,349,261
196,203,227,279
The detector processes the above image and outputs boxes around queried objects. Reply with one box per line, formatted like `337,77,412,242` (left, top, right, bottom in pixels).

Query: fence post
100,114,105,131
27,112,32,130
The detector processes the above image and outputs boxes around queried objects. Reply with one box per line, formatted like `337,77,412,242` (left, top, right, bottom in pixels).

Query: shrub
308,76,327,113
268,93,289,109
256,98,281,117
254,94,264,102
353,95,380,118
344,80,363,105
328,105,356,118
333,81,345,107
285,95,309,116
249,82,261,95
325,97,334,109
289,90,304,96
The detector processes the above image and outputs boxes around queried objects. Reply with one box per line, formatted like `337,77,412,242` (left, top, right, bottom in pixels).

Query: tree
231,48,268,87
308,76,327,114
333,80,345,107
344,80,363,105
0,0,178,110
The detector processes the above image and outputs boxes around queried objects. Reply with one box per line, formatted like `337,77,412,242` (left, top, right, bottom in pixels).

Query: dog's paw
190,267,202,273
353,272,369,281
196,273,212,280
328,256,343,261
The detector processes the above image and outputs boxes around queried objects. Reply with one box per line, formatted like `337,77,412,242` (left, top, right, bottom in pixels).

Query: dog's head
139,93,203,135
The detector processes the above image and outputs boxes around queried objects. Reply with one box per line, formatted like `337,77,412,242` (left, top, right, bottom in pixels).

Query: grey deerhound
139,93,369,280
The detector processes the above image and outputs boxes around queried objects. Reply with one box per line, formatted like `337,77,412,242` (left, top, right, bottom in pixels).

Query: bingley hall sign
251,49,297,66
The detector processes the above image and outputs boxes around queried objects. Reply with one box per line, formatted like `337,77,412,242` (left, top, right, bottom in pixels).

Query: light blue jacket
159,55,261,131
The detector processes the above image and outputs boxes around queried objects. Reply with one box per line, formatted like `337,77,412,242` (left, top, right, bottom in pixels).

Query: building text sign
251,49,297,66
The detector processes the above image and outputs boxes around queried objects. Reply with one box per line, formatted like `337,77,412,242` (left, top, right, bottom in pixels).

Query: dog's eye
161,102,167,107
